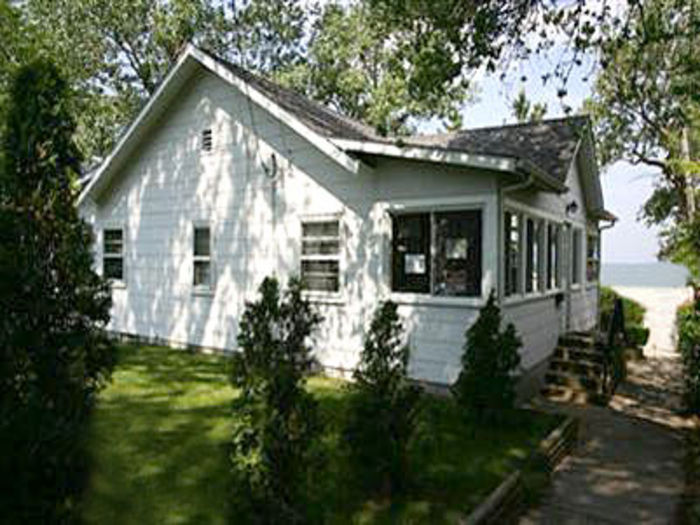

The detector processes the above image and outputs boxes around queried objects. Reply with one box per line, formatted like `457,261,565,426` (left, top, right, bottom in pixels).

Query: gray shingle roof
402,116,589,182
205,49,588,182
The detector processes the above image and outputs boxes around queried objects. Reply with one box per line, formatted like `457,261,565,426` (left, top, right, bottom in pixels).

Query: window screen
193,226,212,287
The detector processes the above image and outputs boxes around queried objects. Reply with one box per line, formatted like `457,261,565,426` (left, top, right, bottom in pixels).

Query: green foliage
511,88,547,124
452,291,522,421
229,276,323,524
0,59,114,523
678,300,700,413
344,301,422,498
279,3,470,135
599,286,646,336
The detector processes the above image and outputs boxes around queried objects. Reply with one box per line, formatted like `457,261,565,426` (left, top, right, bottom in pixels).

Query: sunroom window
586,231,600,282
525,218,543,293
301,220,340,292
504,211,521,296
572,228,582,285
391,210,482,297
546,223,561,290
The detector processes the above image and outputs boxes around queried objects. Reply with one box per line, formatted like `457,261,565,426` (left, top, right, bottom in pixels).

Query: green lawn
83,345,559,524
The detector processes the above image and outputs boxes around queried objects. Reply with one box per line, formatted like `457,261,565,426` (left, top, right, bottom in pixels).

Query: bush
678,300,700,413
599,286,646,336
0,60,114,522
229,277,323,524
344,301,422,498
452,291,522,422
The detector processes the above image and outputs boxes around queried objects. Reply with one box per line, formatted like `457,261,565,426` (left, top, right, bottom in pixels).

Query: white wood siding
81,64,599,385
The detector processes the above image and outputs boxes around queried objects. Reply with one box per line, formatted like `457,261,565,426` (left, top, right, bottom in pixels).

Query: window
201,128,213,152
572,228,582,285
193,226,212,288
504,211,521,296
301,220,340,292
525,218,543,293
434,211,482,296
392,213,431,293
586,231,600,282
103,228,124,282
546,223,561,290
391,210,482,297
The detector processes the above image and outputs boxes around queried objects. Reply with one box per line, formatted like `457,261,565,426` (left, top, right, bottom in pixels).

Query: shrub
599,286,646,336
678,300,700,413
228,277,323,524
0,60,114,522
452,291,522,422
344,301,422,498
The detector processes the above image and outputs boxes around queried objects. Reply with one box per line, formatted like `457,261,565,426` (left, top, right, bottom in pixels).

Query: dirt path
521,356,693,524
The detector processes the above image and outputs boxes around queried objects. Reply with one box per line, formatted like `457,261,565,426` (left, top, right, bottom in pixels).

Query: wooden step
558,332,595,348
554,346,605,364
541,384,592,404
545,370,602,392
549,358,603,377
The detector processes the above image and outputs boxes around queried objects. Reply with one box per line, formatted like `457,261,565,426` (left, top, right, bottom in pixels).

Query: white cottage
79,45,615,389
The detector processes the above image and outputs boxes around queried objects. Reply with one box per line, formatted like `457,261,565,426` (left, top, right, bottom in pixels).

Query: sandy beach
611,286,694,357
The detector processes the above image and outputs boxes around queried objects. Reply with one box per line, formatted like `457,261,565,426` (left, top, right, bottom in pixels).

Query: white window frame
503,200,567,303
300,214,343,298
586,228,600,284
192,222,214,295
102,225,126,288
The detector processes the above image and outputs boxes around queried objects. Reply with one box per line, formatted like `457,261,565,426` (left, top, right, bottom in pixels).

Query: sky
419,49,662,265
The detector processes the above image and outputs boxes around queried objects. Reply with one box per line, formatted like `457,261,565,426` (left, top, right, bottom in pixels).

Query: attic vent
201,129,213,152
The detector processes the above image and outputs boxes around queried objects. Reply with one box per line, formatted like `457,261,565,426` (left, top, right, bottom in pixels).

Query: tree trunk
682,126,697,218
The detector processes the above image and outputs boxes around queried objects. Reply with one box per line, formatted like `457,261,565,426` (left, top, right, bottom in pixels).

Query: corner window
391,210,482,297
103,228,124,282
504,211,521,296
193,226,212,288
572,228,582,285
434,211,482,296
546,223,561,290
586,231,600,282
392,213,431,293
301,220,340,292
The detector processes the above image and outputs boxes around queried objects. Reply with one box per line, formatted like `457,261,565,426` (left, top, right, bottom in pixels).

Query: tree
0,59,114,522
511,88,548,123
585,0,700,280
452,292,521,422
229,277,323,525
344,301,422,497
280,2,470,135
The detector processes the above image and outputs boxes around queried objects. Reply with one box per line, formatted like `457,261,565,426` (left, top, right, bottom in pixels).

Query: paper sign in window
405,254,426,274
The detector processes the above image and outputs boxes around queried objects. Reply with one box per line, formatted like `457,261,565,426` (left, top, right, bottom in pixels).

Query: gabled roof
80,45,611,219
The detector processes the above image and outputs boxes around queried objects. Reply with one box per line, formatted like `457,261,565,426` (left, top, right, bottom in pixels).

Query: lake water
601,262,690,288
